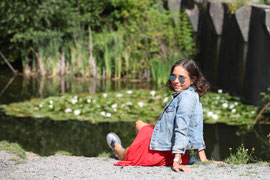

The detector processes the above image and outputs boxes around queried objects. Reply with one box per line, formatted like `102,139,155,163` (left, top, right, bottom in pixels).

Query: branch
0,50,17,74
253,102,270,126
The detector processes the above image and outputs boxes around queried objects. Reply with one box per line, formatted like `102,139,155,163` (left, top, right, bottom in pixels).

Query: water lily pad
0,89,260,125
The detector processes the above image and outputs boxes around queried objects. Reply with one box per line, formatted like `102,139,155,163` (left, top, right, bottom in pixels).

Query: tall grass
150,53,185,85
112,32,123,79
122,49,130,77
104,45,112,78
70,39,89,76
94,29,123,79
22,29,93,77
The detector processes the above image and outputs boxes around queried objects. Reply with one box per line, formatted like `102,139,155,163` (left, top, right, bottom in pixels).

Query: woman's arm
198,150,224,163
172,153,192,172
198,150,208,162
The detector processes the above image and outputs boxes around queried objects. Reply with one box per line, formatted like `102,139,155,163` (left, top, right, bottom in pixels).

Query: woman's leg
135,120,149,133
114,144,127,161
113,120,149,160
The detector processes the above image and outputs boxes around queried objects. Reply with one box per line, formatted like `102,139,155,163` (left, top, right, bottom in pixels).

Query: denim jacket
150,85,206,154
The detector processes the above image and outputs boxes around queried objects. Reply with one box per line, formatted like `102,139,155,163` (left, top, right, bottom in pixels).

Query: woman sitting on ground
106,59,213,172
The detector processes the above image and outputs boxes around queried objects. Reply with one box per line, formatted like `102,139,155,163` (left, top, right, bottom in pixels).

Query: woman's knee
135,120,147,132
135,120,143,126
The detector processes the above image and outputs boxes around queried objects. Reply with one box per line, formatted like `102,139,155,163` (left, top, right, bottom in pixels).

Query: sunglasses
169,74,186,83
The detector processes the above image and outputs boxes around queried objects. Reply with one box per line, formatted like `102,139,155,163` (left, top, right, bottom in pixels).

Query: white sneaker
106,132,122,150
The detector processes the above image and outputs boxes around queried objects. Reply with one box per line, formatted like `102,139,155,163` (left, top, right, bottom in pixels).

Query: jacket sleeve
172,92,196,154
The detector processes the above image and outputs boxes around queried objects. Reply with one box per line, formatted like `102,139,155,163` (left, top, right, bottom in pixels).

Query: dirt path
1,151,269,180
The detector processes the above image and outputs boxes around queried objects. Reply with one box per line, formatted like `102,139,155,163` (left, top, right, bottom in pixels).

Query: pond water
0,74,269,161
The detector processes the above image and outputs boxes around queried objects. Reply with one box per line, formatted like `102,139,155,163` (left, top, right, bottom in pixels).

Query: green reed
122,49,130,77
112,32,123,79
150,53,184,85
70,29,90,76
94,29,124,79
50,40,60,77
19,27,93,77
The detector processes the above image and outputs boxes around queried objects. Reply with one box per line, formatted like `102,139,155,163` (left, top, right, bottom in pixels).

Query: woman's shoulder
181,86,199,97
176,87,198,103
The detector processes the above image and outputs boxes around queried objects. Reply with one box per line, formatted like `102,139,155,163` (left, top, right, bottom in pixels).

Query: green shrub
225,144,255,164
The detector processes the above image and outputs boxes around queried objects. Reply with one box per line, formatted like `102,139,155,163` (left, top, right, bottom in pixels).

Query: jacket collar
172,85,195,98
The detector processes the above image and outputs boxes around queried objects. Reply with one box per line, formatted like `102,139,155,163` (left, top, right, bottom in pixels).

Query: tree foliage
0,0,195,81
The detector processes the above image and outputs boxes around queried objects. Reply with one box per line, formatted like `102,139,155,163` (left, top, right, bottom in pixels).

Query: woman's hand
210,160,224,164
198,150,224,164
173,162,192,172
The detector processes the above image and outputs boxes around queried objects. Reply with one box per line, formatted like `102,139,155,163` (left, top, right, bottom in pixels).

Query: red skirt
114,125,188,166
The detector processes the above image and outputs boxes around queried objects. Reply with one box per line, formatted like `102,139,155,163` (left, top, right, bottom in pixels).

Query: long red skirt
114,125,188,166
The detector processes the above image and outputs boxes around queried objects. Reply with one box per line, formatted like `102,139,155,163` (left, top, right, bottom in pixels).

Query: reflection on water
0,74,269,161
0,110,137,157
1,110,269,161
0,74,155,104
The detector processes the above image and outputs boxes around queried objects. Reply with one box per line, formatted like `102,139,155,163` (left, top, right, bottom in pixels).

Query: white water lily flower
212,114,219,120
34,115,43,118
229,104,235,109
113,109,117,112
100,111,106,116
150,91,156,97
39,104,43,108
49,104,53,109
106,113,111,118
71,99,78,104
49,100,53,104
234,102,238,105
65,108,72,113
112,103,117,109
103,93,108,98
232,109,236,113
126,90,133,94
87,99,91,103
215,96,220,100
74,96,78,99
74,109,81,115
218,89,223,94
207,111,213,117
162,97,169,103
126,102,133,106
222,103,228,108
138,102,144,108
116,93,123,98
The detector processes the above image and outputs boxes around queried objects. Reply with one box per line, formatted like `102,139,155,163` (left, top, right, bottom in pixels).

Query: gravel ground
1,151,270,180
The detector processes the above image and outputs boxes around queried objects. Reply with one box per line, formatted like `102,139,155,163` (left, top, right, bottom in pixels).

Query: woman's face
171,65,194,92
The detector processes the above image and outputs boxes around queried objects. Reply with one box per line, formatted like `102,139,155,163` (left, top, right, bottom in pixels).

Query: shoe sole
106,132,122,149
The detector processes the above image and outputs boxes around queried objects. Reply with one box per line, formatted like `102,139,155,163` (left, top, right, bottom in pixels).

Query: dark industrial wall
243,6,270,104
181,0,270,105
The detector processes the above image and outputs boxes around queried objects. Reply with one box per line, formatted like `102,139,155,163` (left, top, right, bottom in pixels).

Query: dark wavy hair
166,59,210,96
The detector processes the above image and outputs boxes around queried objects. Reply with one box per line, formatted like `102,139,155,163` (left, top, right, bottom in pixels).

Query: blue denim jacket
150,85,205,154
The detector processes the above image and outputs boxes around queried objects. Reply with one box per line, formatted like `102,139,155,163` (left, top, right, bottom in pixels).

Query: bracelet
173,158,182,165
